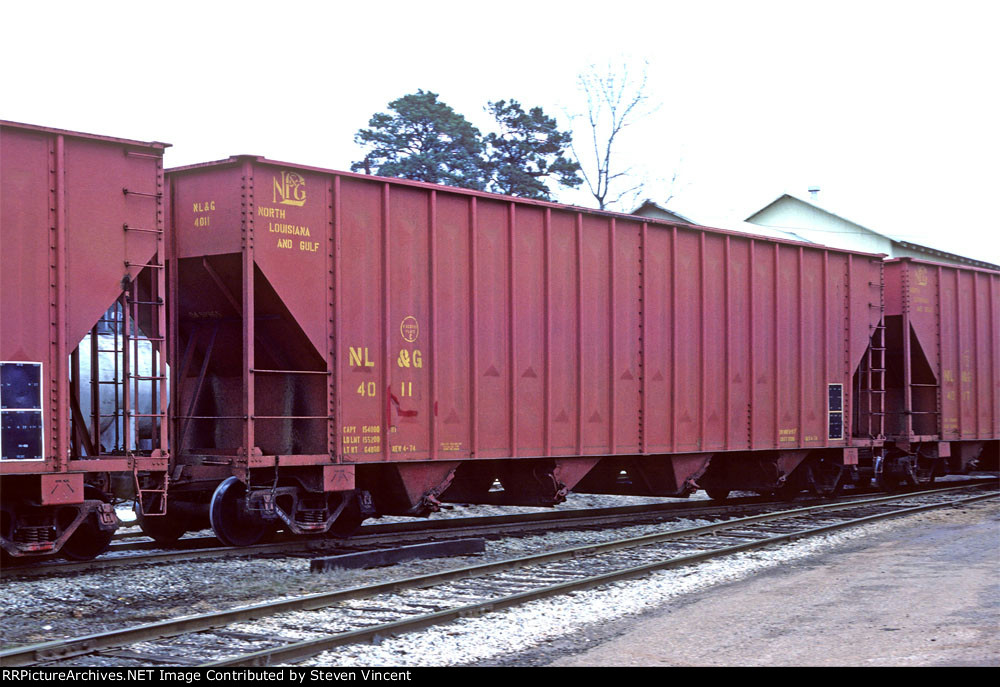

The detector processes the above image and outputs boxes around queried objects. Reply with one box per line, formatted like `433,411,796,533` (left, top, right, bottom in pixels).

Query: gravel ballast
295,503,999,667
0,492,721,646
3,486,994,667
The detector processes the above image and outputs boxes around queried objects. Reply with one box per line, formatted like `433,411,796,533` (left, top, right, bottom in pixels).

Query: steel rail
1,483,993,667
0,493,870,577
107,474,1000,547
9,477,997,579
209,489,999,667
104,488,820,546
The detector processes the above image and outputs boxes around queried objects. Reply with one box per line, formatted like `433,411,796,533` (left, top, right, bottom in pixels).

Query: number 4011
357,382,414,397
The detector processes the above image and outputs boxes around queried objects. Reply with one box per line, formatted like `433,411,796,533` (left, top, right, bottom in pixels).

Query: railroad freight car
878,258,999,485
0,121,170,559
162,155,889,545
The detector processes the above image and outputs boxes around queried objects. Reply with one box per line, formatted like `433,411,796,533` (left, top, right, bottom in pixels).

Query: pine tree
352,90,486,190
353,93,581,200
483,100,582,200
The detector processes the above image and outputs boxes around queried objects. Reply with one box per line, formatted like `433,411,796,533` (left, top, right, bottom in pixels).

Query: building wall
749,200,891,255
748,197,994,269
632,206,692,224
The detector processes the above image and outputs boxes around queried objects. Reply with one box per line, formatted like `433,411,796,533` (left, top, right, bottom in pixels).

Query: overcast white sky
3,0,998,262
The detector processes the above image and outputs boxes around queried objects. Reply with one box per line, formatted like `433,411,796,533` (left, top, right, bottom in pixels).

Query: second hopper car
878,258,999,485
159,154,907,545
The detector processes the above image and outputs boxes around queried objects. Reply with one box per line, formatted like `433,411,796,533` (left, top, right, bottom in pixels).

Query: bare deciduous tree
570,61,658,211
655,167,683,209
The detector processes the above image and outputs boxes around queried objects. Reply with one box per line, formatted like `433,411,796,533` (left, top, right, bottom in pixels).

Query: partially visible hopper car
162,155,894,545
879,258,999,485
0,121,170,559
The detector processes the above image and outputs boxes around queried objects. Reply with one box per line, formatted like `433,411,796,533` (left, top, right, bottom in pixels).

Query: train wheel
209,477,269,547
705,488,731,501
911,457,937,486
136,507,188,546
325,494,365,539
62,487,115,561
773,480,802,501
877,472,904,492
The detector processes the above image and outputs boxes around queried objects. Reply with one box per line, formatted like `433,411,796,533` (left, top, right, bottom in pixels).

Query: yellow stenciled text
258,206,287,219
193,200,215,228
349,347,376,368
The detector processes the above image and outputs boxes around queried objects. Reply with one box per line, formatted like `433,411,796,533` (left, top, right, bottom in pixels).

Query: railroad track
5,477,995,579
1,499,770,579
2,482,994,667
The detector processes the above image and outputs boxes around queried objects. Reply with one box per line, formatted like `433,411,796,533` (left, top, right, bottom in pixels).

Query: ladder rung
250,369,331,376
131,375,167,381
122,188,162,198
129,413,167,418
125,151,161,160
251,415,331,420
174,415,244,419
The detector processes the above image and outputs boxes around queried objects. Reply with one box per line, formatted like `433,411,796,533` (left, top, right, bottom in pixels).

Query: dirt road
550,501,1000,666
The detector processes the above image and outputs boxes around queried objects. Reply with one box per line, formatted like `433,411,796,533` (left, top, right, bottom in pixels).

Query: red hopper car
161,155,900,544
879,258,999,484
1,121,169,559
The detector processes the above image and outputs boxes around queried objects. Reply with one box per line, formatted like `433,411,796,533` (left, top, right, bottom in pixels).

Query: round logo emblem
400,316,419,343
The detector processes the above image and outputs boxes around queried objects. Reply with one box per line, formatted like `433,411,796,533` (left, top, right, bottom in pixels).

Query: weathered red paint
39,473,84,506
2,121,169,556
884,258,1000,444
167,155,889,507
1,121,169,472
